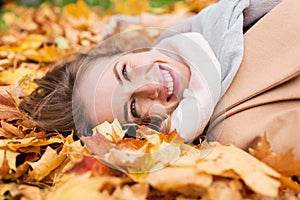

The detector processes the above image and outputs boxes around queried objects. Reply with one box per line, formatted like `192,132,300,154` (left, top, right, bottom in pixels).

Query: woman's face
79,51,191,129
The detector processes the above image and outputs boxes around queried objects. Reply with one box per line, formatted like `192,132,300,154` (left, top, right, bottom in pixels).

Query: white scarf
152,32,221,140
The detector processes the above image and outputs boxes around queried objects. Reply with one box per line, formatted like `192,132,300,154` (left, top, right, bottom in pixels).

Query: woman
19,0,294,154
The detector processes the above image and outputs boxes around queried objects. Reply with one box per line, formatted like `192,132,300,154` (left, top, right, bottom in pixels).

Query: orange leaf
249,134,300,177
116,138,148,151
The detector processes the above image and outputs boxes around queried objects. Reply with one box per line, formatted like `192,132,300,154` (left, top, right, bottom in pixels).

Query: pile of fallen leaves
0,0,300,199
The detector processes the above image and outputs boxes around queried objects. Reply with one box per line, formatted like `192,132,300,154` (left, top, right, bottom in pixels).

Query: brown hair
19,30,154,136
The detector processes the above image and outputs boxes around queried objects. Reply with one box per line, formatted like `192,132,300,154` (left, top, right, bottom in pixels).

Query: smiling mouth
161,69,174,100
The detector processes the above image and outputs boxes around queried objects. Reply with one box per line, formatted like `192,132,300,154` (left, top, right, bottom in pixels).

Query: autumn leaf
141,142,282,198
83,119,185,175
0,65,44,85
66,155,120,177
0,86,24,121
46,174,125,200
1,121,24,138
0,151,10,179
113,0,149,15
28,146,66,181
249,134,300,177
23,45,66,63
196,143,281,197
63,0,90,20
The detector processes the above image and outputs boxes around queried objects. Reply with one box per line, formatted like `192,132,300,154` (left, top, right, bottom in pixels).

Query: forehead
77,55,120,124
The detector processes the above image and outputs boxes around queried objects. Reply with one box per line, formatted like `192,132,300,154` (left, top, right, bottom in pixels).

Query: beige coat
208,0,300,157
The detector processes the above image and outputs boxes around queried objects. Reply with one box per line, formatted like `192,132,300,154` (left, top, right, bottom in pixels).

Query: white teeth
162,70,174,97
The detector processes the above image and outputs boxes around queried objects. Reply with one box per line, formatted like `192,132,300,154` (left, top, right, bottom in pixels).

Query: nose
134,83,161,100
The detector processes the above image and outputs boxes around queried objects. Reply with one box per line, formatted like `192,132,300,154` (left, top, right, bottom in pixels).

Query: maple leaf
66,155,120,177
249,134,300,177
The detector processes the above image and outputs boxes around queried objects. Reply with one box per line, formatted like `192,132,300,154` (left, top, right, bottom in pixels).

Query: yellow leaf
0,65,44,85
28,146,66,181
113,0,149,15
17,34,45,51
92,119,125,142
17,74,39,95
46,174,123,200
142,167,212,193
23,45,64,63
196,143,281,197
0,136,63,152
63,0,90,19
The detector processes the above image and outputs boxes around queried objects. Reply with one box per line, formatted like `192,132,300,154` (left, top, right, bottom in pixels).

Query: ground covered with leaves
0,0,300,199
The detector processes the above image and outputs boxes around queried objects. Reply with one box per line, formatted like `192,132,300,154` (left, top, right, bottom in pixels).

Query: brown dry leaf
113,0,149,15
196,142,281,197
1,121,24,138
0,105,22,122
0,151,10,179
1,149,19,172
28,146,66,181
249,134,300,177
0,86,24,121
46,174,124,200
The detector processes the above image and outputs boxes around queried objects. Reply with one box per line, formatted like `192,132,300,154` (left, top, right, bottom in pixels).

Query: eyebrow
123,102,129,122
113,62,123,85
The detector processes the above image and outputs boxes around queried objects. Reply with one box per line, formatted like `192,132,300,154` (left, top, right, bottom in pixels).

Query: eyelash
130,99,140,118
122,64,130,81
